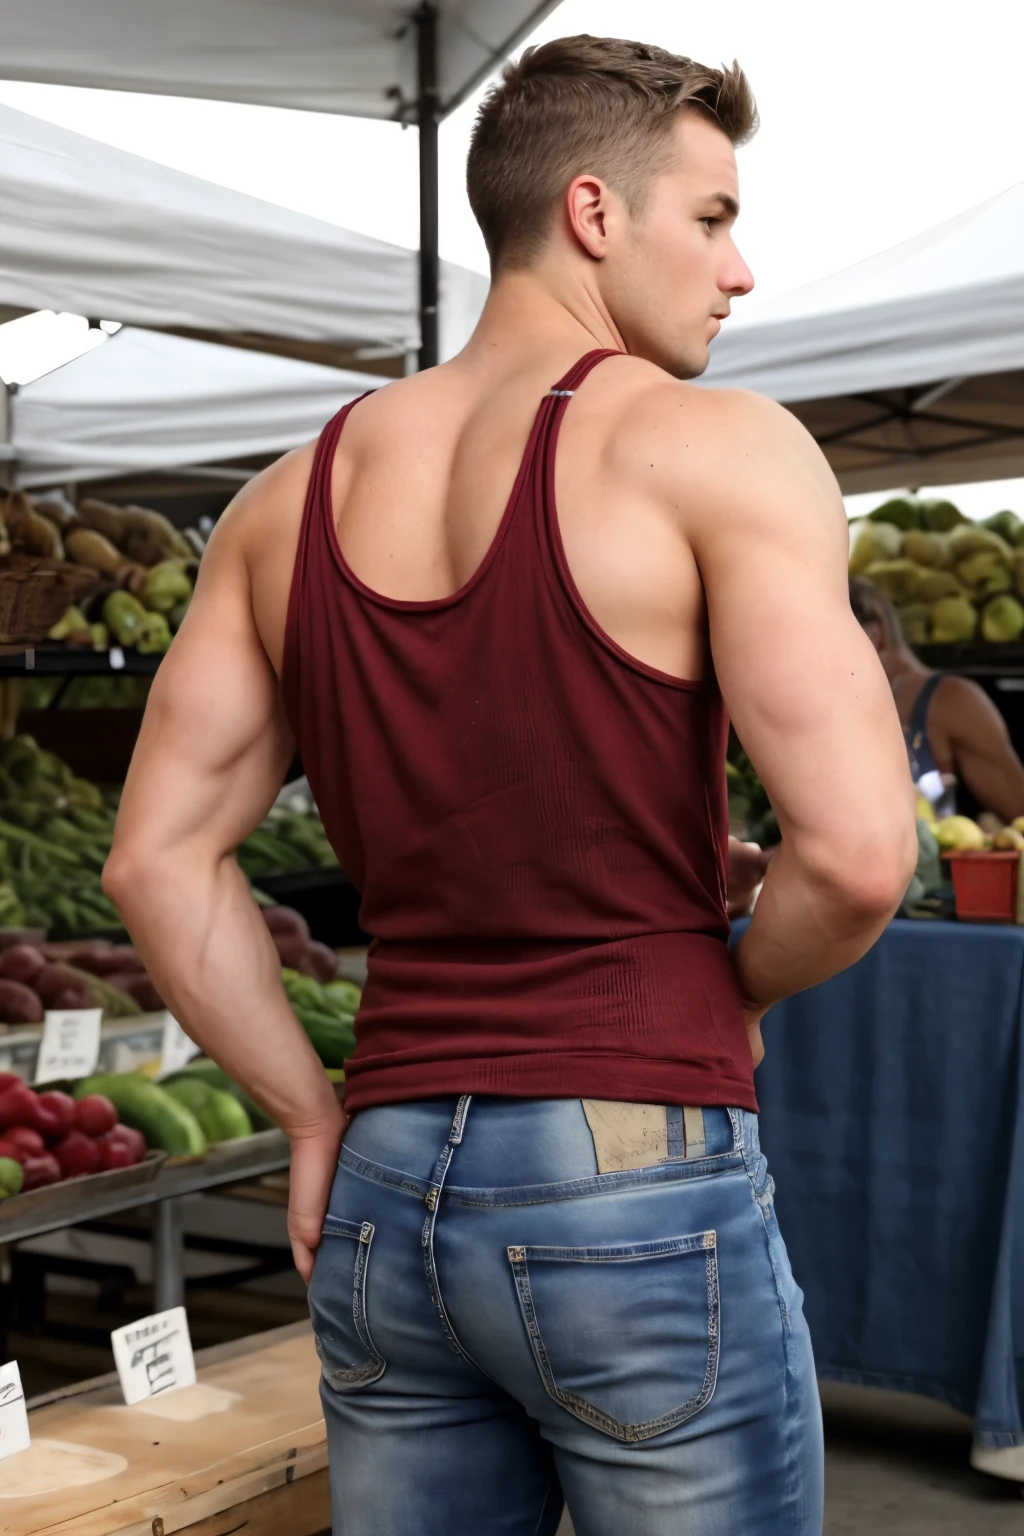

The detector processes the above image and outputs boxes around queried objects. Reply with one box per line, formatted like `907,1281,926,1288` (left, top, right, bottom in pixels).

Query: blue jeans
308,1097,824,1534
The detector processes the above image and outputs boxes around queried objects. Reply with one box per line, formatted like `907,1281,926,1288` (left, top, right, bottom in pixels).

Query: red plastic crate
943,849,1024,924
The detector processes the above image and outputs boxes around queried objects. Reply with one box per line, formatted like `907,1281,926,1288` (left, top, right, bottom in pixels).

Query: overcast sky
1,0,1023,514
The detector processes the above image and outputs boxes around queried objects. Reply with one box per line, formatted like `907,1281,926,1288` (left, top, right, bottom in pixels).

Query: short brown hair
467,34,758,269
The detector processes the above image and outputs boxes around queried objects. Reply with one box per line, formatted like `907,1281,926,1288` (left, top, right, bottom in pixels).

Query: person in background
850,576,1024,824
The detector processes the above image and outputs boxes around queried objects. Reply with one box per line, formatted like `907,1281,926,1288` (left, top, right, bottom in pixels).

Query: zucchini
163,1059,276,1131
73,1073,206,1156
163,1079,253,1142
292,1007,356,1068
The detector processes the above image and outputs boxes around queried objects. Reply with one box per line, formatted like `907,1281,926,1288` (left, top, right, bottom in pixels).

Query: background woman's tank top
281,351,755,1113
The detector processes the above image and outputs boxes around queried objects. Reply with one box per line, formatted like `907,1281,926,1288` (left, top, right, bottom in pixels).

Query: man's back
247,341,715,687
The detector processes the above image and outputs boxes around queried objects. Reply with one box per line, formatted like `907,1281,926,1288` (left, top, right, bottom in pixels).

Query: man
851,576,1024,823
106,36,915,1535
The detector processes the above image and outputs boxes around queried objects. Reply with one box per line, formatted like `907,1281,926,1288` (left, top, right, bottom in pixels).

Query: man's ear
565,173,611,259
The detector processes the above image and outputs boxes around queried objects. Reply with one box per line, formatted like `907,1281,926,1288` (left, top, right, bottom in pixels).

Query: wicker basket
0,556,101,646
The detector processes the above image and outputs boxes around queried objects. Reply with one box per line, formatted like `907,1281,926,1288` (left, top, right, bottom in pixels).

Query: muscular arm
103,459,340,1279
658,388,917,1019
936,678,1024,824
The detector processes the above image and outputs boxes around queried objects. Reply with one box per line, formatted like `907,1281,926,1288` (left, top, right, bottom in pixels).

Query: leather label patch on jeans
582,1101,695,1172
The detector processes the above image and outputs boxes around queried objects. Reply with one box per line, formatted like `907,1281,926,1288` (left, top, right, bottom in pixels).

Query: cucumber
163,1078,253,1142
293,1007,356,1068
163,1059,276,1131
73,1073,207,1156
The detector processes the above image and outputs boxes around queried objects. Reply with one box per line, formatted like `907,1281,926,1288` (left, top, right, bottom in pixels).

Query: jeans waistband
341,1097,754,1208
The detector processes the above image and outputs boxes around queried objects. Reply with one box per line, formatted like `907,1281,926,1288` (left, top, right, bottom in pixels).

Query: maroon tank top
281,350,755,1114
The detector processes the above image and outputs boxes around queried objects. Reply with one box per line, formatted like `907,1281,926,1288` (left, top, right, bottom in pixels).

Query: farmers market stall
8,1322,328,1533
0,100,488,370
702,180,1024,495
741,915,1024,1480
9,325,381,489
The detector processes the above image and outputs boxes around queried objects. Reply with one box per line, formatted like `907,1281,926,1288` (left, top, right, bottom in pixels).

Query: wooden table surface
3,1322,326,1536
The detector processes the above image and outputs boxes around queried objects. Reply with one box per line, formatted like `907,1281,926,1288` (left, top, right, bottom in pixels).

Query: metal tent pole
416,3,440,371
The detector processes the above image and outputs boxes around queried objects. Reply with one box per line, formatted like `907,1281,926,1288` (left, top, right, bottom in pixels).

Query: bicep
114,523,293,863
686,398,911,849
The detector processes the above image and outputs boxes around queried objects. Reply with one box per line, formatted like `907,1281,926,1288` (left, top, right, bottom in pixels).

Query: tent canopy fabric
701,183,1024,493
11,326,380,488
0,103,488,361
0,0,560,118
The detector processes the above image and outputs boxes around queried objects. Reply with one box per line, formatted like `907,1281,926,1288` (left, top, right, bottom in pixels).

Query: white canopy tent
9,326,380,489
701,183,1024,493
0,103,488,368
0,0,558,118
0,1,558,366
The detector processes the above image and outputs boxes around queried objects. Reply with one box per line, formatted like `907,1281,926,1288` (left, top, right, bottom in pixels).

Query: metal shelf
914,643,1024,677
0,647,161,676
0,1129,291,1247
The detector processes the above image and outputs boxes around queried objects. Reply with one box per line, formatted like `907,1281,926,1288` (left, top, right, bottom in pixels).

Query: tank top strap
305,393,374,536
548,348,625,398
908,672,945,744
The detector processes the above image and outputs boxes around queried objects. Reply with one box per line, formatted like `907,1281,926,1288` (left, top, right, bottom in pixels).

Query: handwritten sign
158,1014,200,1077
34,1009,102,1085
111,1307,196,1405
0,1361,30,1460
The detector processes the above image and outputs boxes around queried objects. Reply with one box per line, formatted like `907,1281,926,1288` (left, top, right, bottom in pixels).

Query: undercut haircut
467,34,758,271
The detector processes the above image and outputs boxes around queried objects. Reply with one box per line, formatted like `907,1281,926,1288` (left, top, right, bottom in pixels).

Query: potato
0,946,46,985
0,980,44,1025
34,963,89,1009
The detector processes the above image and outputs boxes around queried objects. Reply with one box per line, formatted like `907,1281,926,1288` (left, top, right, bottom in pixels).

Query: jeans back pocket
309,1215,386,1392
507,1231,719,1442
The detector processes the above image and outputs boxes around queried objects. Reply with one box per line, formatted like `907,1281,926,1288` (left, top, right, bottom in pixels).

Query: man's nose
723,244,755,298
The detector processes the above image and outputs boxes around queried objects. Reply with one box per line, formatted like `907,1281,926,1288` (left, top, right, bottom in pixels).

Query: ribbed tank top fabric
281,350,755,1114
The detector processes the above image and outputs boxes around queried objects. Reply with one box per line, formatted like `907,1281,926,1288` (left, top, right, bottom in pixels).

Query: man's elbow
812,827,918,925
102,848,152,918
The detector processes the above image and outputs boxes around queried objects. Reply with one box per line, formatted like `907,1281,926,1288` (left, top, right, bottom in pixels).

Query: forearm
731,837,899,1015
106,849,340,1136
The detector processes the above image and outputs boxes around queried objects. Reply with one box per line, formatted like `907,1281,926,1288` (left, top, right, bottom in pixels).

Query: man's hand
288,1108,346,1284
727,837,774,918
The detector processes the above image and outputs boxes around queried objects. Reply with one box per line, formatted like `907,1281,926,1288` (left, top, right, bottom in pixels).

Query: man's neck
461,266,626,369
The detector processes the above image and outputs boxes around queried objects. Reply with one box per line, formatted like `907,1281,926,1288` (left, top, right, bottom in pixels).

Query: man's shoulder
213,441,319,553
607,368,813,468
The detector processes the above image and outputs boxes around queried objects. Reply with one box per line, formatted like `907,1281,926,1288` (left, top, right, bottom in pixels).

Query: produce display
0,1074,146,1199
0,734,340,942
0,736,122,935
928,809,1024,852
238,805,339,881
850,497,1024,646
725,747,779,846
0,490,204,656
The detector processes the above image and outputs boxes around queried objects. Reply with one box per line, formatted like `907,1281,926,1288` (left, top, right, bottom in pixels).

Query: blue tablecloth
739,918,1024,1448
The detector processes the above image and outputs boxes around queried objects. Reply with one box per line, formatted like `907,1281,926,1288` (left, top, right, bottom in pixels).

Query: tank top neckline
316,349,623,615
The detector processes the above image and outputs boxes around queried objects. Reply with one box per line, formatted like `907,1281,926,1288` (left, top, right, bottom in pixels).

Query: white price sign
0,1361,30,1461
34,1009,102,1085
158,1014,200,1077
111,1308,196,1405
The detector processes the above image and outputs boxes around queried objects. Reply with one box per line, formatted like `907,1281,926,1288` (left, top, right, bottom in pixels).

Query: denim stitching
339,1145,430,1199
737,1116,792,1338
520,1232,714,1264
445,1151,742,1208
421,1099,484,1371
315,1221,386,1391
506,1234,720,1443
